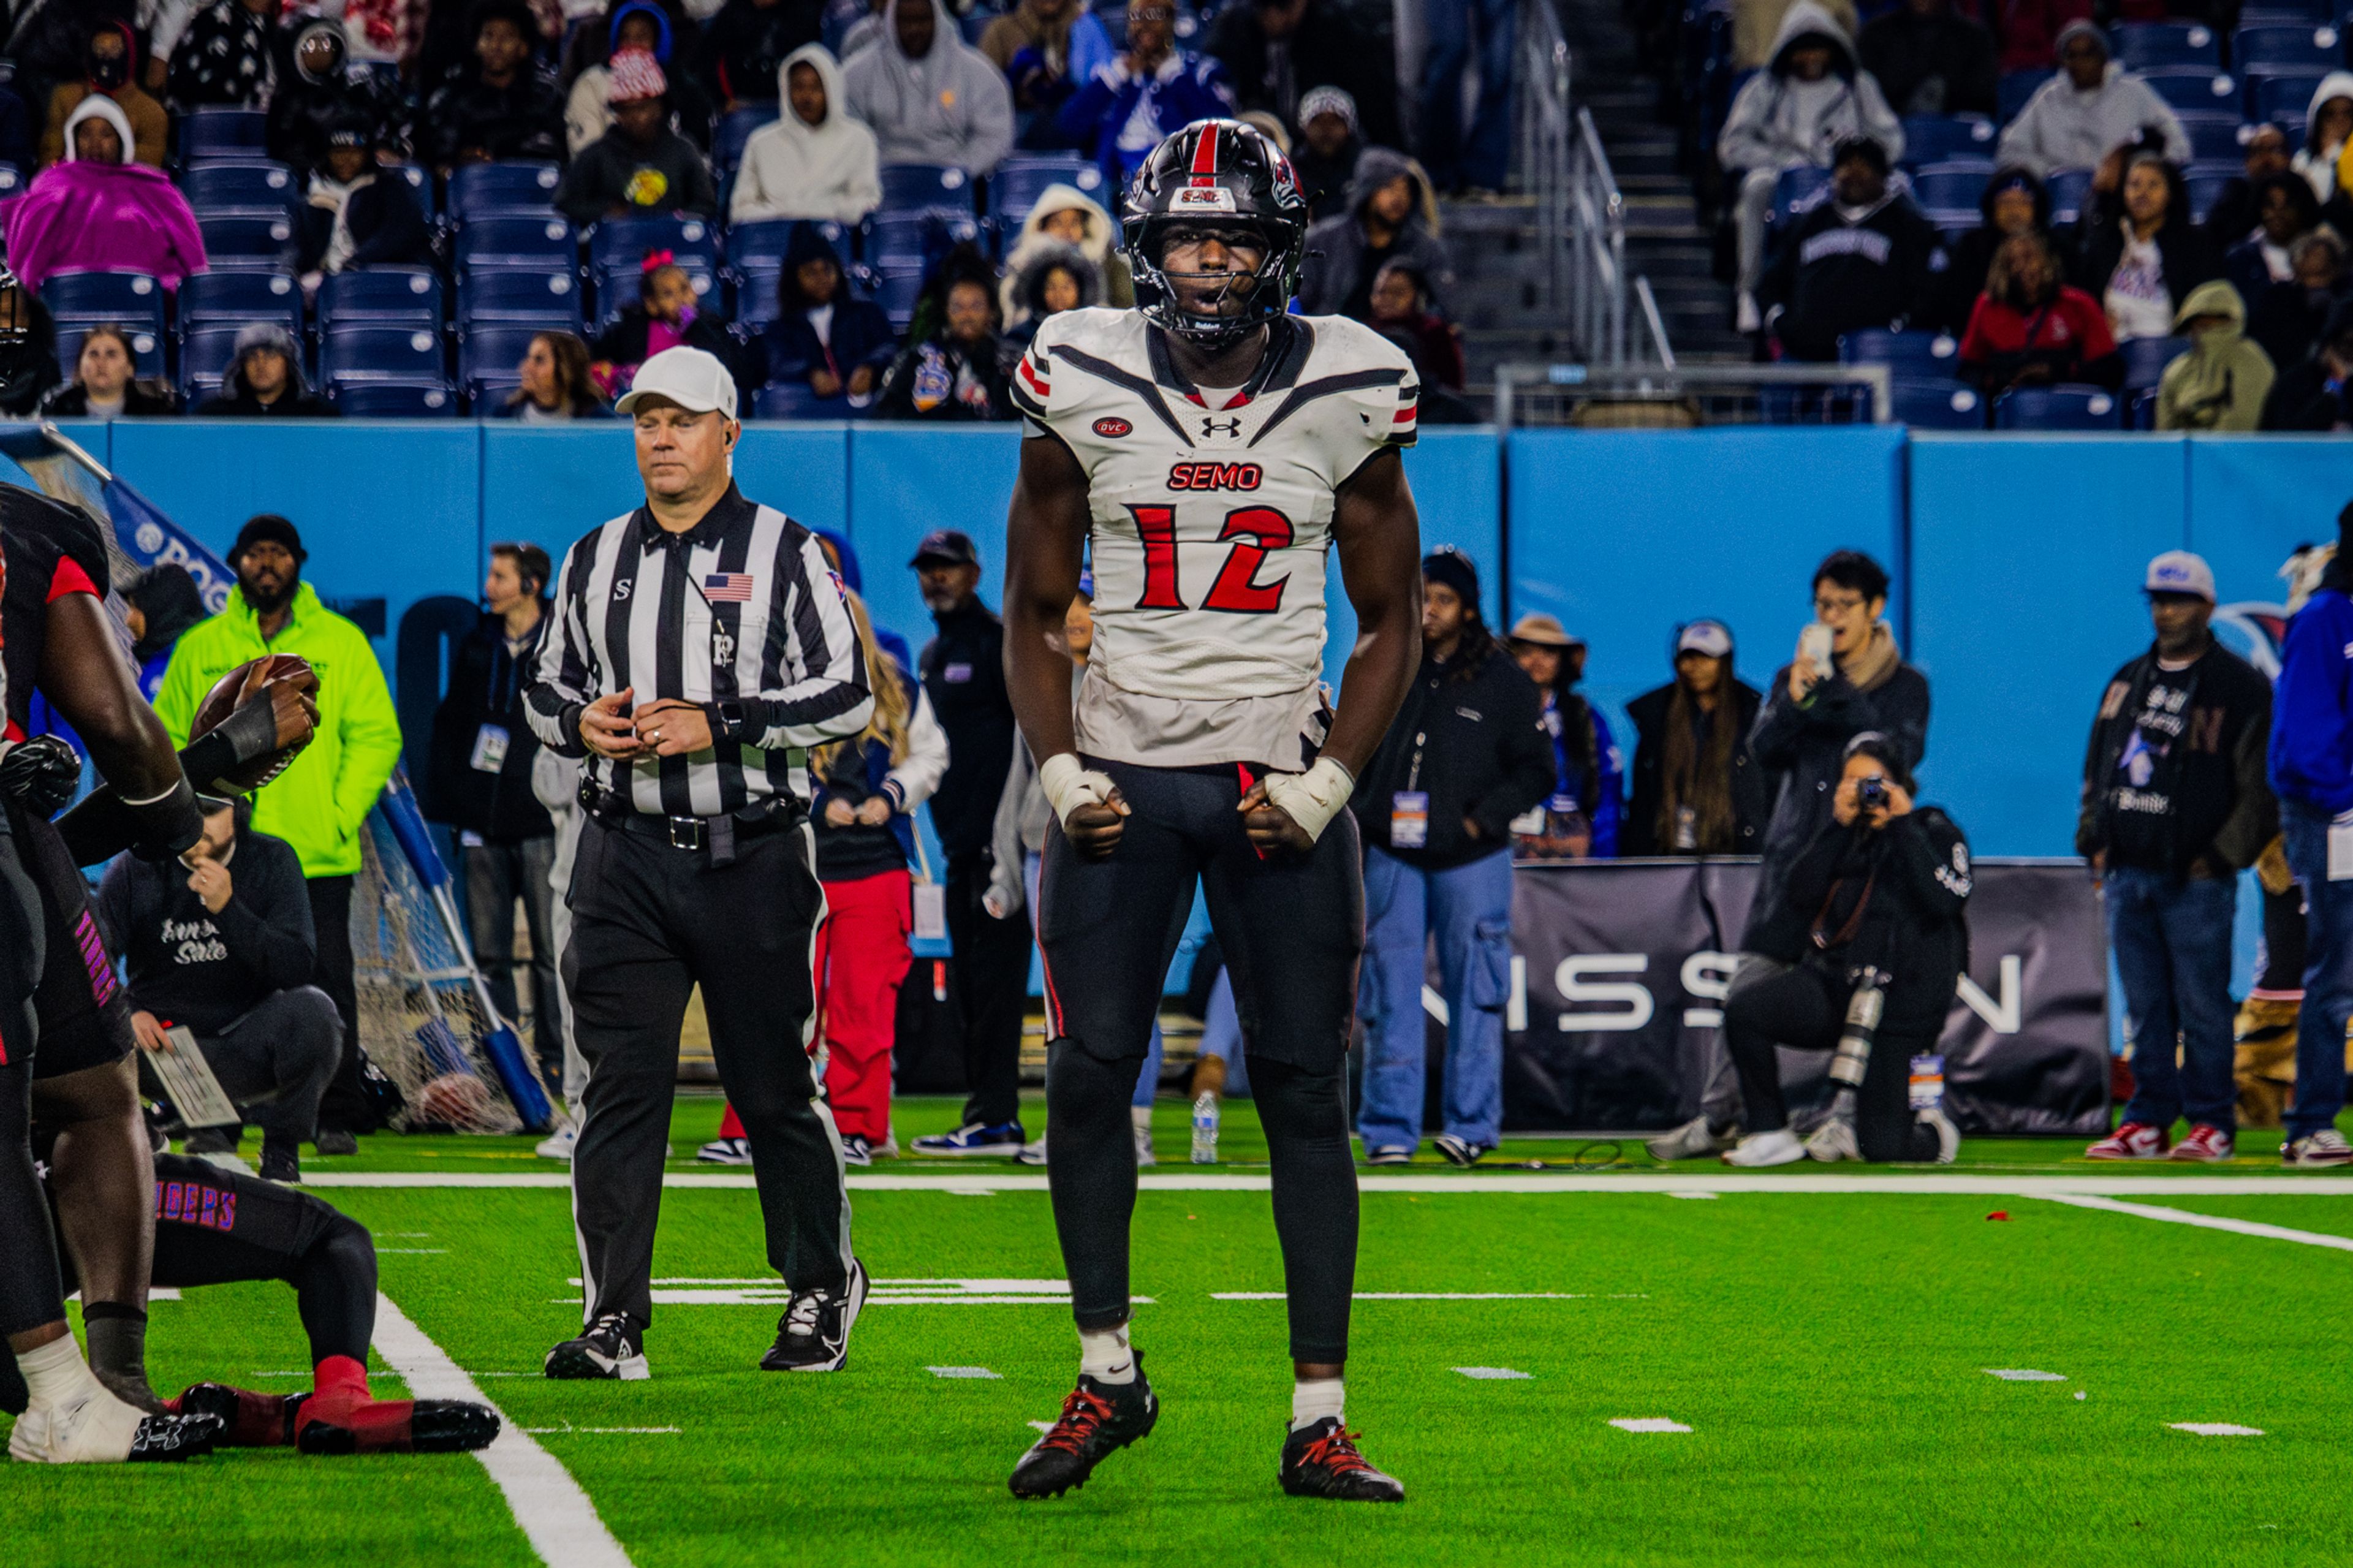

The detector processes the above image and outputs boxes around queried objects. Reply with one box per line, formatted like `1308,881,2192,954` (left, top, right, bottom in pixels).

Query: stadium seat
2184,165,2238,222
40,271,165,338
1907,162,1992,213
2176,110,2253,162
454,214,577,275
591,260,721,328
1770,165,1831,227
588,214,720,280
319,267,442,327
2232,23,2341,69
2131,387,2161,428
754,382,842,419
458,325,547,396
178,269,300,332
320,324,445,385
1995,383,2123,429
447,161,563,222
51,321,161,377
872,267,925,330
178,322,253,393
381,160,437,218
1840,328,1963,377
714,106,775,173
2116,20,2222,67
1889,377,1985,428
2142,66,2242,111
1896,115,1996,165
879,162,972,213
329,378,458,417
0,164,23,202
2045,167,2094,225
729,218,835,272
1997,69,2053,121
458,270,584,330
181,159,296,216
2252,66,2332,121
735,265,784,331
2120,335,2192,391
989,157,1107,225
178,108,267,162
197,213,295,269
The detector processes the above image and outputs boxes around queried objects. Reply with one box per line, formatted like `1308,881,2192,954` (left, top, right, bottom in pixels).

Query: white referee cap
616,346,738,421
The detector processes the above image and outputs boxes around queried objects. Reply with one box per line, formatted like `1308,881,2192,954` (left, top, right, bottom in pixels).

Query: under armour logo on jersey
1201,415,1243,437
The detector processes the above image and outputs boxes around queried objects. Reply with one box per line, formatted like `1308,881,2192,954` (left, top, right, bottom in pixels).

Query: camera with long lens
1856,776,1889,812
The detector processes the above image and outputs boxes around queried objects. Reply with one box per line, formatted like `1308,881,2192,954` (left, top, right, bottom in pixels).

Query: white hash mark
1609,1418,1691,1433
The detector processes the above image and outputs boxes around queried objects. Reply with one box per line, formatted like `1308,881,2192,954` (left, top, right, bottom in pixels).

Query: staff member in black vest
523,346,876,1384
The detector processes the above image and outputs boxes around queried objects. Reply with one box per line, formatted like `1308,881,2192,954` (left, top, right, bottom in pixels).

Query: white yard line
370,1293,634,1568
305,1171,2353,1196
2037,1192,2353,1251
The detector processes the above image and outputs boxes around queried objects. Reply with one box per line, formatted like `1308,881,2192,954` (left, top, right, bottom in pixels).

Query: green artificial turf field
10,1093,2353,1568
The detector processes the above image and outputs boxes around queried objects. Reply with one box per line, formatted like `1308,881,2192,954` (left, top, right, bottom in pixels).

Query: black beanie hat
233,514,305,562
1422,547,1480,614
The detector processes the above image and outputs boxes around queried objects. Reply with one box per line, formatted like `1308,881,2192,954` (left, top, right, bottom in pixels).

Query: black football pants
1037,758,1363,1364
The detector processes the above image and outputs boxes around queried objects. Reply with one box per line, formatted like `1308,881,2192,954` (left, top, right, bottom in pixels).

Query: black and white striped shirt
525,485,873,816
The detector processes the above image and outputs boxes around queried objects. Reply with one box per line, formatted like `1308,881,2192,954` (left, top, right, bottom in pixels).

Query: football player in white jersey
1000,119,1424,1503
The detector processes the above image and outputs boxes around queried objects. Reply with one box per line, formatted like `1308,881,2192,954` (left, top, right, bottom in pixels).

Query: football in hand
191,653,320,790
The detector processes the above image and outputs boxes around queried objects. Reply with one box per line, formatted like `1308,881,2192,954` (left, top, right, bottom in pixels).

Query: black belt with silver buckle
582,786,798,857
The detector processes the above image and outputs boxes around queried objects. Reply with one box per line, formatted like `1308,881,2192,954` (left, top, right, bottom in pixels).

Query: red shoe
169,1383,296,1447
2085,1121,2169,1160
2167,1124,2235,1162
291,1356,500,1455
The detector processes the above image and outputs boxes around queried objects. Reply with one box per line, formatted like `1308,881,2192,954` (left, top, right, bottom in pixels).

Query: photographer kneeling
1720,735,1969,1167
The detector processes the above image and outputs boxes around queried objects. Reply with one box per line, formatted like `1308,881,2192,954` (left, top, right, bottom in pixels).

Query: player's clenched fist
1237,781,1313,854
1040,753,1130,859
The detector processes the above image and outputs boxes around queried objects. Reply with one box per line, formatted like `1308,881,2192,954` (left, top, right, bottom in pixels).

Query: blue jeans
2105,865,2238,1132
1356,845,1513,1150
1419,0,1518,191
1029,848,1160,1108
1195,968,1253,1096
2284,800,2353,1139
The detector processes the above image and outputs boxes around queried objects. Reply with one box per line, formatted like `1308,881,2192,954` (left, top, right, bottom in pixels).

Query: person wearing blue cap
2082,550,2275,1165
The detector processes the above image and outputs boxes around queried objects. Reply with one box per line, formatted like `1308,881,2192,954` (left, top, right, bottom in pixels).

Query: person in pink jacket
4,94,208,295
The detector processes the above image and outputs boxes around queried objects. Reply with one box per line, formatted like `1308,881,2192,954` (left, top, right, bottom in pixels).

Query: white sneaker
877,1130,900,1159
1918,1107,1961,1165
1012,1134,1048,1167
697,1136,752,1165
534,1125,577,1161
1722,1128,1805,1167
1646,1115,1735,1162
2283,1127,2353,1167
1805,1116,1861,1163
1133,1123,1157,1168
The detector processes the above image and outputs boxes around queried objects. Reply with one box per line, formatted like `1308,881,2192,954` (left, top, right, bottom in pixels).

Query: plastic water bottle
1190,1091,1220,1164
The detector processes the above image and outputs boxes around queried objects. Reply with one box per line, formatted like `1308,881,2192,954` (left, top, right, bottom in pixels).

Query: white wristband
1260,756,1355,844
1039,752,1117,828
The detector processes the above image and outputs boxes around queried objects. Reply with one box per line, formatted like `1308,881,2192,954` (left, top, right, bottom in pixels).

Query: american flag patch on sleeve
703,573,756,602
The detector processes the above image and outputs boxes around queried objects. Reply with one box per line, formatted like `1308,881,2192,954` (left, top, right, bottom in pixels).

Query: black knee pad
1045,1039,1132,1119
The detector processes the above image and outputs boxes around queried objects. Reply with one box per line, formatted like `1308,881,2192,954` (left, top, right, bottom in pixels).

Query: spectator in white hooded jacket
730,43,881,224
841,0,1014,176
1718,0,1902,330
1996,21,2187,178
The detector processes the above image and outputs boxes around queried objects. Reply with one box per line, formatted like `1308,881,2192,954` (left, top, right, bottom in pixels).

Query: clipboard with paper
146,1026,241,1129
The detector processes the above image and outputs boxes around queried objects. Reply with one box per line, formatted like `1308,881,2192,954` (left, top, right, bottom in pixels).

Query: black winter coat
2071,215,2220,319
423,64,567,167
2076,639,2275,879
919,598,1016,858
1621,678,1771,857
1857,8,1998,116
1354,642,1556,871
294,175,434,275
1759,194,1948,362
2261,357,2353,430
426,610,556,843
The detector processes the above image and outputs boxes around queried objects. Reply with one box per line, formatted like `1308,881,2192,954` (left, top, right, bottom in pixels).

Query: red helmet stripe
1189,123,1219,187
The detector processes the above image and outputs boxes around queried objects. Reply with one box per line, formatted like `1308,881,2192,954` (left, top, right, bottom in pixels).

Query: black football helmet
1122,118,1309,348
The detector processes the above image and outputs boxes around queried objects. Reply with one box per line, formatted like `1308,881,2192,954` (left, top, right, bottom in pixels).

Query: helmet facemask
1126,214,1302,350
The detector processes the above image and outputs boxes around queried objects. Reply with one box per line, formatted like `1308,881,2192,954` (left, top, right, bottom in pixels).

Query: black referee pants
564,817,851,1333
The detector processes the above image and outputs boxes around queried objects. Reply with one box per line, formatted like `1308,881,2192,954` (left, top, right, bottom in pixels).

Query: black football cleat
760,1259,869,1372
173,1382,297,1447
1009,1354,1159,1499
545,1313,649,1381
1278,1417,1405,1502
295,1393,501,1455
126,1411,227,1462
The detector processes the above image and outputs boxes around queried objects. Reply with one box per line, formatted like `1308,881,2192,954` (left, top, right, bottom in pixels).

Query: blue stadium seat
51,321,161,377
1769,165,1831,227
2131,387,2161,428
2253,66,2333,121
2184,164,2238,222
2117,21,2222,67
591,261,721,328
2120,335,2192,391
2045,167,2094,224
458,325,548,396
1998,69,2053,121
2177,111,2253,161
1995,383,2124,429
588,214,720,279
2232,23,2341,69
2142,66,2241,111
729,218,835,271
197,213,295,269
872,268,924,331
181,159,295,216
0,164,24,202
178,270,300,332
454,214,577,275
1840,328,1963,377
328,379,458,417
381,160,437,218
989,157,1107,224
178,108,267,162
40,271,165,337
178,323,249,395
1897,115,1996,165
714,106,775,173
1907,162,1992,213
754,382,843,420
458,270,583,330
319,267,441,327
1889,377,1985,429
320,324,445,385
447,161,563,222
879,162,972,213
736,265,784,331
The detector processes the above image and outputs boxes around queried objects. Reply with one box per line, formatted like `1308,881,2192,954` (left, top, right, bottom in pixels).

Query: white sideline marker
1984,1369,2066,1382
2170,1423,2264,1437
929,1366,1002,1379
1454,1367,1532,1380
371,1292,634,1568
1609,1418,1691,1433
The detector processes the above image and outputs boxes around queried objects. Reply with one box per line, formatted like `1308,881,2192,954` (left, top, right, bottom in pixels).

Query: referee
524,347,876,1381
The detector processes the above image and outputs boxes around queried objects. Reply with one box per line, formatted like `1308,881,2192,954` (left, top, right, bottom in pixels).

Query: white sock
1131,1104,1152,1132
1078,1324,1134,1384
13,1334,144,1461
1291,1376,1344,1433
17,1332,102,1406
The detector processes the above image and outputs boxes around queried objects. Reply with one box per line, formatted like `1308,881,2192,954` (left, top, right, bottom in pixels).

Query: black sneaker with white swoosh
544,1312,650,1381
760,1259,869,1371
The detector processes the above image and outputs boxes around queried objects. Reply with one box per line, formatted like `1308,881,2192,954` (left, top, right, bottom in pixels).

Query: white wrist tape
1260,756,1355,843
1039,752,1117,828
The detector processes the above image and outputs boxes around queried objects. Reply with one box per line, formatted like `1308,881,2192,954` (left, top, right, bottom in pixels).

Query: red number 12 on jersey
1124,504,1295,614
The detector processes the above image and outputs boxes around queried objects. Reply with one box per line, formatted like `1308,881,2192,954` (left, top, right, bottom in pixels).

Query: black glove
0,735,81,818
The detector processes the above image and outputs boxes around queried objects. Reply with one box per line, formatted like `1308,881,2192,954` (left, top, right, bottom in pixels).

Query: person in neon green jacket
153,516,404,1148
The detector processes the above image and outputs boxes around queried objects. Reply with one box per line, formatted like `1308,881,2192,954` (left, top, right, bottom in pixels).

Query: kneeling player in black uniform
1001,121,1423,1501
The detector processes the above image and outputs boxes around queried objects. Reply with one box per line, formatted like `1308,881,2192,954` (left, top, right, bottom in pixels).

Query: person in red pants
701,593,948,1165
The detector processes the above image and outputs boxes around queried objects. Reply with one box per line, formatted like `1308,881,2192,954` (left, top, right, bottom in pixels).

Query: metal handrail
1634,276,1676,369
1498,361,1893,421
1514,0,1571,312
1566,107,1627,365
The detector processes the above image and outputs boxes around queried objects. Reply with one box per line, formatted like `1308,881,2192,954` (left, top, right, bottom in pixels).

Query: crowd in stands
0,0,1477,422
1681,0,2353,428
